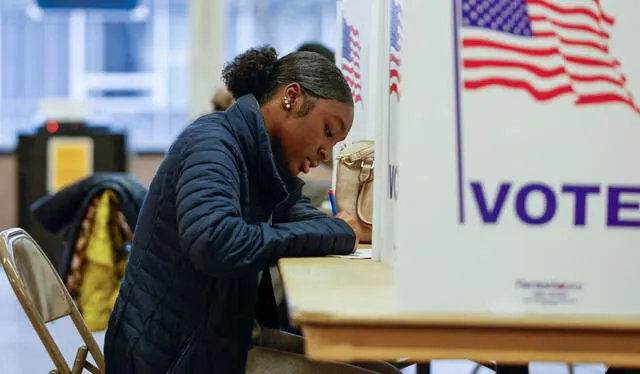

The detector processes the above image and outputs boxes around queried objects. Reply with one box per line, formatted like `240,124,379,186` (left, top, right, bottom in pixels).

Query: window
225,0,337,60
0,0,336,151
0,0,189,151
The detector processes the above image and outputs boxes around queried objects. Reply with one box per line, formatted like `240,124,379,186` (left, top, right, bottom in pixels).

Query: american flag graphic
342,17,363,104
389,0,402,96
460,0,640,113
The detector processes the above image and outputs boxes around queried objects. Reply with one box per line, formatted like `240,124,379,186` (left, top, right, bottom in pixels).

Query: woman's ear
283,83,303,110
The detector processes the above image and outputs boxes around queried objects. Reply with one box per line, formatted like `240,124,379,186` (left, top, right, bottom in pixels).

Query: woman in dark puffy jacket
103,46,380,373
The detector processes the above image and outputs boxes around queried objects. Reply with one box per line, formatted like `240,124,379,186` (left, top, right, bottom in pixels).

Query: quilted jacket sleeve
272,195,329,222
175,134,355,278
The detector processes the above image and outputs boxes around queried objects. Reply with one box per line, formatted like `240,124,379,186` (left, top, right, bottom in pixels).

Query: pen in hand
328,189,338,216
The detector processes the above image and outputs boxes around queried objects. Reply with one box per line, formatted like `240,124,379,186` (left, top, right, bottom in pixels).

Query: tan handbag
335,140,374,243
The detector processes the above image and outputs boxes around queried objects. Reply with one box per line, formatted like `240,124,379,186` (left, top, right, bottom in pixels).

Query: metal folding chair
0,228,105,374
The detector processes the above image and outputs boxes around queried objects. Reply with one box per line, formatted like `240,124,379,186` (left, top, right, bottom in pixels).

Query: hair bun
222,46,279,103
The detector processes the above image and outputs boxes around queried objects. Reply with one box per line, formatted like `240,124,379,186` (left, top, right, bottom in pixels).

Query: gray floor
0,269,609,374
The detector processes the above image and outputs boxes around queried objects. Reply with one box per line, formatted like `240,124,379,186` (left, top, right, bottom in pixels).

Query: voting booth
336,0,400,262
385,0,640,316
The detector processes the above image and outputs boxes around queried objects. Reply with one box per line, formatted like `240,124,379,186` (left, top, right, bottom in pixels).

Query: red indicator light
46,121,59,133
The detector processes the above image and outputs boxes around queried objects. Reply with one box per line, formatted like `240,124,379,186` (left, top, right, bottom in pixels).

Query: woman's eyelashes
325,125,333,138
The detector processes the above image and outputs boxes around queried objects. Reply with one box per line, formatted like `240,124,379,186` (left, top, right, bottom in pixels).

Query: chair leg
415,362,430,374
71,345,89,374
496,364,529,374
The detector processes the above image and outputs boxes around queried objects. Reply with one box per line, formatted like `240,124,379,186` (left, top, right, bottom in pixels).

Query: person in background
211,86,235,111
103,45,390,374
297,42,336,63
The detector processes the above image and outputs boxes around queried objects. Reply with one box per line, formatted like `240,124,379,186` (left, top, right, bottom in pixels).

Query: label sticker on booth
47,137,94,193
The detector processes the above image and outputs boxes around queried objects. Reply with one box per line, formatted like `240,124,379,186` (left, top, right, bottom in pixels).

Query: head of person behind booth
297,41,335,63
103,46,361,374
211,86,235,111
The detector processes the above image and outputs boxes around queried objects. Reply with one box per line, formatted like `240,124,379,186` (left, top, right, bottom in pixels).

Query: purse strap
356,158,374,227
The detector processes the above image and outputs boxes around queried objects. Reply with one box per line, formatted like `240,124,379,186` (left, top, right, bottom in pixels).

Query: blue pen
328,189,338,216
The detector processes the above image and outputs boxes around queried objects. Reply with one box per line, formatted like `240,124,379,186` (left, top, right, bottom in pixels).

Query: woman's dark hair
221,46,353,112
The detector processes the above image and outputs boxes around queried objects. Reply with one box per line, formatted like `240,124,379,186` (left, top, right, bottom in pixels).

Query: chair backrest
0,228,105,373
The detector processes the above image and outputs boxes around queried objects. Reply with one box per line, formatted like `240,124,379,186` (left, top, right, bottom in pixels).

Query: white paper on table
329,248,372,259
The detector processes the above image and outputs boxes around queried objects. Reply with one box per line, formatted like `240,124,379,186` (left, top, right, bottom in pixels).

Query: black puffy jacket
103,94,356,373
30,172,147,278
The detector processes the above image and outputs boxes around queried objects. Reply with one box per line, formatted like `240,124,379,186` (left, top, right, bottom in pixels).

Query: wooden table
277,257,640,367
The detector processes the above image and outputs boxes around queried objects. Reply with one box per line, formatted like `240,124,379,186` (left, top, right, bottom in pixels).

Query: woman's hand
335,211,359,252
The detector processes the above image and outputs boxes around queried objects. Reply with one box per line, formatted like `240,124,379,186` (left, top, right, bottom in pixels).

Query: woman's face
273,88,354,176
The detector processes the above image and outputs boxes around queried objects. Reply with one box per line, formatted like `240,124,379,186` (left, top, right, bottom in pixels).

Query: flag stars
518,19,528,29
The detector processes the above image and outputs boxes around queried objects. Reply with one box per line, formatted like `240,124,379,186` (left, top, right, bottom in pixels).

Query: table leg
415,363,430,374
496,364,529,374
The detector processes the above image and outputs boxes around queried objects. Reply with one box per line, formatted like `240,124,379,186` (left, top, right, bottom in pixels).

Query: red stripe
547,19,609,39
534,32,608,53
569,73,625,87
463,38,559,56
390,54,401,66
353,94,363,103
526,0,614,26
463,59,566,78
464,78,574,101
564,55,619,68
463,39,618,69
534,30,555,37
592,0,615,25
530,16,610,40
390,83,399,96
575,93,639,112
463,59,625,87
344,76,362,90
390,69,400,81
341,64,361,79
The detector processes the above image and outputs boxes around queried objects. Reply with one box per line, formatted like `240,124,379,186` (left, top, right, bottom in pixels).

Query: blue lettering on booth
388,164,399,201
469,181,640,228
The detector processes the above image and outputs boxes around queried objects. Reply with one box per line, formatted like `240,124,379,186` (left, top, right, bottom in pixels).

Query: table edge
291,310,640,331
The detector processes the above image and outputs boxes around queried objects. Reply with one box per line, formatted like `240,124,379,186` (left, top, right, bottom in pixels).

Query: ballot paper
329,247,372,259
